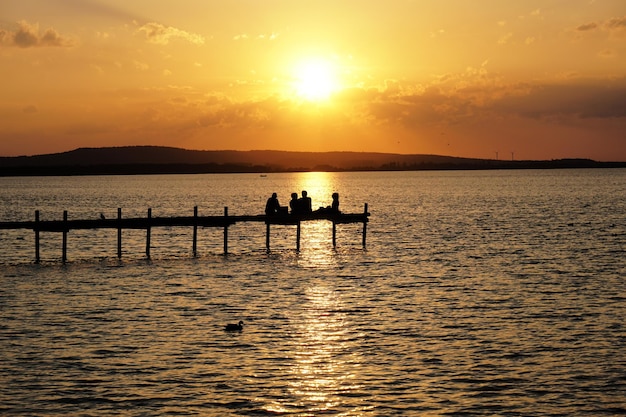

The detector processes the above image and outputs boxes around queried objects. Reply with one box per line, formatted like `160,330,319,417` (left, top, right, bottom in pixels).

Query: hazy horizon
1,1,625,161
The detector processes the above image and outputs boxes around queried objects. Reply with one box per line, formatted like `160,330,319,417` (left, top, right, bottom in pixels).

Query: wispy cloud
488,79,626,120
576,15,626,34
498,32,513,45
0,21,73,48
233,33,279,41
605,16,626,31
576,22,599,32
136,22,205,45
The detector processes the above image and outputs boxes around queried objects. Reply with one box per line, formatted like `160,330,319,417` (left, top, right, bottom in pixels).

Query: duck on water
225,321,243,331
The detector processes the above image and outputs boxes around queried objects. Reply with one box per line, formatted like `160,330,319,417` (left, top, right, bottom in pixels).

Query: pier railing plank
0,213,369,231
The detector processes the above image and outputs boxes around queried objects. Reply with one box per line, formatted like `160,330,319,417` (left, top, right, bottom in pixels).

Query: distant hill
0,146,623,176
0,146,478,169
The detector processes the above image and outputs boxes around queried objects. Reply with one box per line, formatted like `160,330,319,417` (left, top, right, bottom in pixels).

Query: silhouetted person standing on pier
265,192,281,215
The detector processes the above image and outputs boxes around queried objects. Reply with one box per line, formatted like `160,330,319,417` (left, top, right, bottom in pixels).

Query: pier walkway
0,204,370,263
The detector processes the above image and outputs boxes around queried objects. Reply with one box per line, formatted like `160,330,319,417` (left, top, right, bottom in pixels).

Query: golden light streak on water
288,283,360,413
291,171,344,268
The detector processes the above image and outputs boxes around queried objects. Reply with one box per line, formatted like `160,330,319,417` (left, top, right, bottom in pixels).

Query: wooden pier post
332,221,337,248
117,208,122,259
62,210,68,263
34,210,40,264
265,222,270,251
192,206,198,257
296,221,301,252
362,203,368,247
223,206,228,255
146,208,151,259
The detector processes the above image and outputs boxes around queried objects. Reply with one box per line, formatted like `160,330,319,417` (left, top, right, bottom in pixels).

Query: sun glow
293,58,339,101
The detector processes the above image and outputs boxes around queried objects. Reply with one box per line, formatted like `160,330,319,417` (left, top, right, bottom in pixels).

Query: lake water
1,169,625,416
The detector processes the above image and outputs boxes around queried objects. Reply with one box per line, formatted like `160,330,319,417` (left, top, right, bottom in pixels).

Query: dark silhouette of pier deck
0,204,369,263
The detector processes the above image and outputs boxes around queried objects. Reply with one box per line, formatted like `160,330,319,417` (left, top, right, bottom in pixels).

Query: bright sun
293,58,338,101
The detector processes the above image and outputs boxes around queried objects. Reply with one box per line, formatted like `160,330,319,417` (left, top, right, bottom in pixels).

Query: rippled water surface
1,170,625,416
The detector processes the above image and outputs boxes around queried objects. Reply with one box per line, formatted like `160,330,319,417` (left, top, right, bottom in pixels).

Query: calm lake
1,169,625,416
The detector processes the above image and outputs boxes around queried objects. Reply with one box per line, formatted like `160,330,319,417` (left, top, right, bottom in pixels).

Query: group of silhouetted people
265,191,340,216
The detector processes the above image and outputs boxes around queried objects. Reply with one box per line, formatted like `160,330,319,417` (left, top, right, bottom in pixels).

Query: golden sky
1,0,625,160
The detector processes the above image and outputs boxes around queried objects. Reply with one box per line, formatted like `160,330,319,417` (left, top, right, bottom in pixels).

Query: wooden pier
0,204,369,263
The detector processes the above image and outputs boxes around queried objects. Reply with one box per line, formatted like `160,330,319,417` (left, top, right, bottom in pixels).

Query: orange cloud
606,16,626,31
576,15,626,35
576,22,599,32
136,22,205,45
0,21,72,48
486,79,626,120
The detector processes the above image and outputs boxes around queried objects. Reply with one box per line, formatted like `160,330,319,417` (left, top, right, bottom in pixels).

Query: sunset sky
1,0,625,160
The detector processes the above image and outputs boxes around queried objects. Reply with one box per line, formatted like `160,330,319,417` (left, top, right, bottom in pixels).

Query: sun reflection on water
297,222,339,269
292,172,339,210
266,283,366,415
262,172,368,414
293,172,342,269
292,284,361,412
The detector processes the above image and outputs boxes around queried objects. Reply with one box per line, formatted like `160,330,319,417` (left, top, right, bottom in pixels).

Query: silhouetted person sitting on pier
315,192,341,214
298,190,313,214
331,192,340,213
289,192,300,214
265,192,281,215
